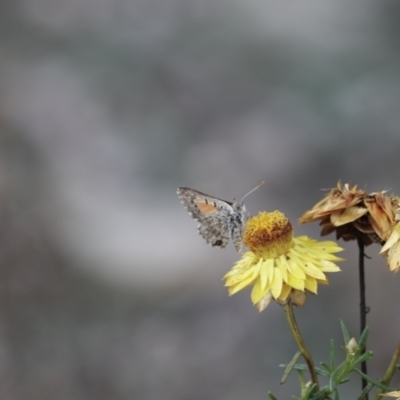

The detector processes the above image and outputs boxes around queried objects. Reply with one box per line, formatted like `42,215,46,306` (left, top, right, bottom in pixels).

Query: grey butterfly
177,182,264,251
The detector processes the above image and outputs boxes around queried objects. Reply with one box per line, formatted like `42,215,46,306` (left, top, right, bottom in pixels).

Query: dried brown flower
380,207,400,273
299,182,399,246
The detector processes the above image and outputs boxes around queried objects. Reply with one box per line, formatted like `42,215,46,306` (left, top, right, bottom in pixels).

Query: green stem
283,301,319,390
373,340,400,400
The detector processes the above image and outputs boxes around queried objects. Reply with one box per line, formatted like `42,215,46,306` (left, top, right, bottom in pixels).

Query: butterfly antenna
240,181,265,203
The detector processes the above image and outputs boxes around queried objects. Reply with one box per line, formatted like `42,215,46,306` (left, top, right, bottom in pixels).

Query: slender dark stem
357,237,368,399
284,302,319,390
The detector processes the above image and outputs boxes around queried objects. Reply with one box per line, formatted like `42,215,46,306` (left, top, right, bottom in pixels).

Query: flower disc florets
244,211,293,258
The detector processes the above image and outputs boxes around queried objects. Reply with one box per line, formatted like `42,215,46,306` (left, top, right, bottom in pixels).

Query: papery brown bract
299,182,400,246
380,210,400,273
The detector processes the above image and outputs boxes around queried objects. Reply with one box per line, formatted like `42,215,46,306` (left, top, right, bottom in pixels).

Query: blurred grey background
1,0,400,399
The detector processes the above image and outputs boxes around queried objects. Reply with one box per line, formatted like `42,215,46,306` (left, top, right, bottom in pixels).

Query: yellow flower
380,207,400,273
223,211,343,312
299,182,399,246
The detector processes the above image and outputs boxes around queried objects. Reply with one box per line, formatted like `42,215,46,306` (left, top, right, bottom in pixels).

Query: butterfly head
233,181,265,218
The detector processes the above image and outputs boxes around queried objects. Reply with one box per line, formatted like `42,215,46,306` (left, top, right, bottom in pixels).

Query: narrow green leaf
358,326,369,351
332,388,339,400
319,363,332,375
340,319,350,344
330,339,335,371
286,364,329,376
291,364,309,371
280,351,301,384
317,370,330,378
353,368,394,391
296,368,305,390
267,392,278,400
355,382,373,400
329,361,347,391
308,387,331,400
329,373,337,392
302,383,318,399
353,351,373,366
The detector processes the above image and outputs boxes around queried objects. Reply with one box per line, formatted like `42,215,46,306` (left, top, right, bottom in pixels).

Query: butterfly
177,182,264,252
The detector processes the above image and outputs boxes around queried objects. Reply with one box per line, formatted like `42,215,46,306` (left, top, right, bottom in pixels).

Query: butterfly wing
177,187,235,249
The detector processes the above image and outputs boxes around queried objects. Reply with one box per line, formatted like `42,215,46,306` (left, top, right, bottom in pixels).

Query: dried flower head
299,182,399,246
380,207,400,273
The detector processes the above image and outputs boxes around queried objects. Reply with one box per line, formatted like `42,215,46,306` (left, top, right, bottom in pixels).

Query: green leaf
308,387,332,400
353,351,373,366
353,368,395,391
301,383,318,399
267,392,278,400
280,351,301,384
317,364,331,376
320,363,332,374
358,326,369,351
339,319,350,344
330,339,335,371
329,361,347,390
287,364,328,376
355,382,373,400
289,364,309,371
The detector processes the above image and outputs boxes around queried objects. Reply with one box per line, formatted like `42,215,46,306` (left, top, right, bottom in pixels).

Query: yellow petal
266,258,275,280
224,258,262,286
276,255,289,282
317,277,329,285
260,258,274,289
258,259,269,289
278,284,292,302
286,273,305,291
304,276,318,294
318,259,342,272
251,278,269,304
256,292,273,312
299,261,326,280
287,258,306,279
315,243,344,253
287,250,306,267
224,267,255,286
271,268,283,299
224,252,259,276
293,246,343,262
227,273,258,295
223,265,247,279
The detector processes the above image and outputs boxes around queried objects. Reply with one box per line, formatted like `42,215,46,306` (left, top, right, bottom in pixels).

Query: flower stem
373,340,400,400
357,237,368,399
283,301,319,390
